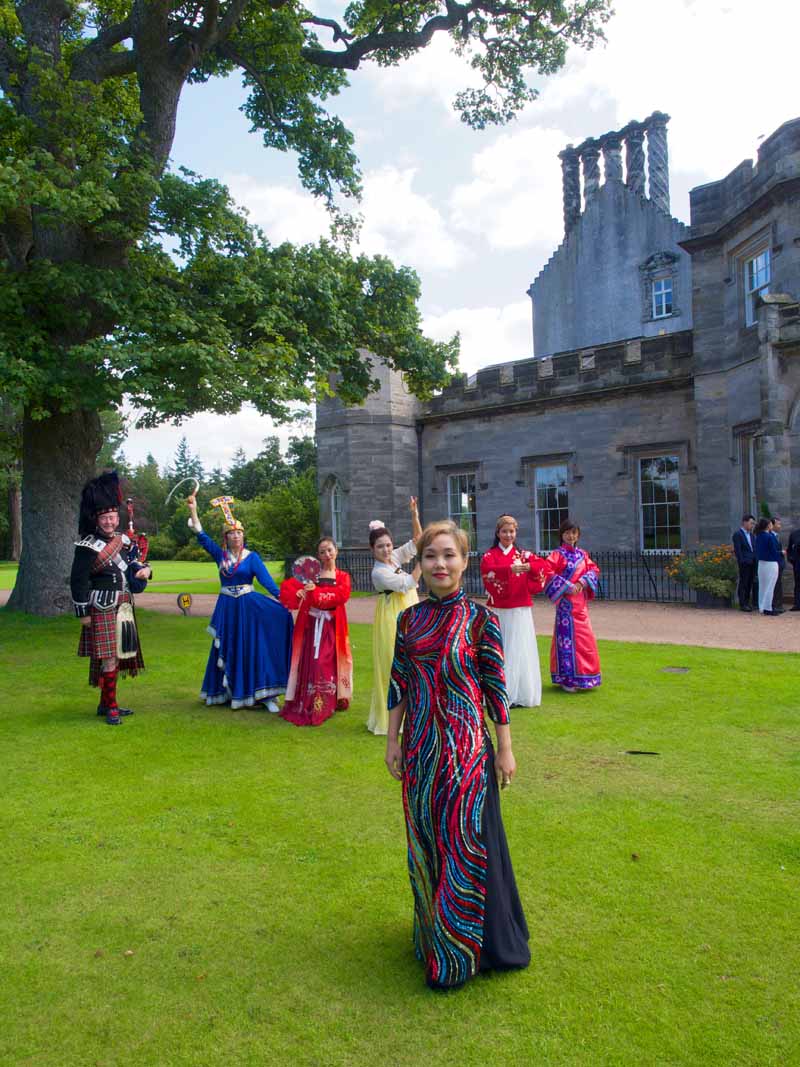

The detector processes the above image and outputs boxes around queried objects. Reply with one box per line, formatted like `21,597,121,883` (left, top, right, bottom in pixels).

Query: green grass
0,608,798,1066
1,559,286,595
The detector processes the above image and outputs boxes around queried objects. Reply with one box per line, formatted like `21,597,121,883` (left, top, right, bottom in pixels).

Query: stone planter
694,589,731,609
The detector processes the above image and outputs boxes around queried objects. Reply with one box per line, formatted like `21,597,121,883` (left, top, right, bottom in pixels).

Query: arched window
330,481,342,545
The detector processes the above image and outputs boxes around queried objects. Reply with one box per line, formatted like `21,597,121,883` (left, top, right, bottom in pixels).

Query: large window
651,276,673,319
533,465,569,551
739,434,757,518
330,482,342,544
744,248,770,326
447,473,477,548
639,456,681,551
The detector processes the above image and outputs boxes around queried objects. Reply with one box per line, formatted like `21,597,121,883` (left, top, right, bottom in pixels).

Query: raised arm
410,496,423,544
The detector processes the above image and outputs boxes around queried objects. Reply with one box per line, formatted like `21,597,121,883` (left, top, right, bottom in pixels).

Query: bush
146,533,179,560
173,542,209,562
666,545,738,600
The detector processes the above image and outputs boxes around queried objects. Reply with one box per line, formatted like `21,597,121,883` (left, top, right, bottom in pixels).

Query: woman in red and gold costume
279,537,353,726
480,514,546,708
544,518,601,692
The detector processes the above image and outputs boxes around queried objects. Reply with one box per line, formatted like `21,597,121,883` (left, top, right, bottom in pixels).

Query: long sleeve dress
368,539,419,735
389,588,530,990
280,570,353,727
544,545,601,690
480,543,547,708
196,532,293,708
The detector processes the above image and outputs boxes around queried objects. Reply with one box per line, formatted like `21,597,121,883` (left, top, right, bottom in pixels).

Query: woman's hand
495,746,516,789
385,738,404,781
510,560,530,575
186,492,198,514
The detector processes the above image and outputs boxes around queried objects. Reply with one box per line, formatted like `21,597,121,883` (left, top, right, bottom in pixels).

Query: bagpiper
70,472,152,725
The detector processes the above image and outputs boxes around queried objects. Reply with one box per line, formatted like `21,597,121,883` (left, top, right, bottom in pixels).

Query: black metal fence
286,549,698,604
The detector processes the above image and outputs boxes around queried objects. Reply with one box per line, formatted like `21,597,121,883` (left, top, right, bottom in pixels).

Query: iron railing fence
285,549,699,604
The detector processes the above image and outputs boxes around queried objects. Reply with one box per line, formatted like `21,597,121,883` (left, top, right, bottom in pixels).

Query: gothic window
639,456,681,551
447,472,477,549
533,465,569,551
744,248,770,327
330,481,342,544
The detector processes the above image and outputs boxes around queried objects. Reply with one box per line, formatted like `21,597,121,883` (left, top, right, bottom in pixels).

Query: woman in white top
367,497,422,735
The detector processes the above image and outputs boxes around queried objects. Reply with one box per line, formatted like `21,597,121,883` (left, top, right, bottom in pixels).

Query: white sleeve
394,540,417,565
372,563,417,593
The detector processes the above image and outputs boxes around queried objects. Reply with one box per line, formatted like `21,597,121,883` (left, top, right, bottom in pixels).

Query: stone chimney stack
559,145,581,233
646,111,671,214
557,111,672,236
624,122,646,196
601,132,623,182
581,140,601,202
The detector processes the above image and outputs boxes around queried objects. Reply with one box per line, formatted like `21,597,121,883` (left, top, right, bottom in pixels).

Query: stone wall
419,333,697,552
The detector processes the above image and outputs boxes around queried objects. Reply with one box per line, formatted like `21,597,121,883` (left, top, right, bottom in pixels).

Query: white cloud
450,127,567,251
123,405,306,473
358,166,471,271
223,174,331,245
362,35,482,117
423,301,532,376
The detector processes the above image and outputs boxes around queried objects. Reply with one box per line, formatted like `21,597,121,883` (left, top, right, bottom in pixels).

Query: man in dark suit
771,516,786,613
732,514,757,612
787,523,800,612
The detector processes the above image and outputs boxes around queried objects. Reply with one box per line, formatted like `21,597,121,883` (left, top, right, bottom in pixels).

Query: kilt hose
78,594,145,686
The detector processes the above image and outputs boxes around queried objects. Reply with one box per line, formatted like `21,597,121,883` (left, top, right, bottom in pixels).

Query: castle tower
315,358,421,547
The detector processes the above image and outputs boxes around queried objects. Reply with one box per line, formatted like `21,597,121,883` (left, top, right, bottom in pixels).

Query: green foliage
666,545,738,600
0,0,612,431
248,469,320,557
144,531,179,560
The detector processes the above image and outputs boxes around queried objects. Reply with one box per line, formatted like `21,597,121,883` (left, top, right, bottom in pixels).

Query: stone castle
316,114,800,554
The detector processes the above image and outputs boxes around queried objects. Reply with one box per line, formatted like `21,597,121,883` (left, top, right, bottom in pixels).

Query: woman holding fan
279,536,353,727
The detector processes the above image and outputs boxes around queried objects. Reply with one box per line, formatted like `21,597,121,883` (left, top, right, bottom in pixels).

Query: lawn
0,608,798,1066
0,560,286,596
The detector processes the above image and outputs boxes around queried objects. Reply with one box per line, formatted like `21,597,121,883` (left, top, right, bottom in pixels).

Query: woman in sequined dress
385,520,529,990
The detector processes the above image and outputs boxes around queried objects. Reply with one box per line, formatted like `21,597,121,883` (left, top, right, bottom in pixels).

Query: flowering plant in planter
666,545,738,600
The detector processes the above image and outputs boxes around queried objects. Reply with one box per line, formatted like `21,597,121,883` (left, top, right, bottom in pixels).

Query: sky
123,0,800,473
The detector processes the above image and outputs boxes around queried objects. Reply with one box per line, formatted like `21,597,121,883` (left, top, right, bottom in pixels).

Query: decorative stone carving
602,134,623,183
647,112,671,214
581,142,601,202
559,145,581,233
624,123,646,196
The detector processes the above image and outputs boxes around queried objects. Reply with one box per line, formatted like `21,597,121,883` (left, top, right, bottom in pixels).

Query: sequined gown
389,588,530,989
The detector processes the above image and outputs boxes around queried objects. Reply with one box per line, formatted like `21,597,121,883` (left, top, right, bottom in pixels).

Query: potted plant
666,545,738,608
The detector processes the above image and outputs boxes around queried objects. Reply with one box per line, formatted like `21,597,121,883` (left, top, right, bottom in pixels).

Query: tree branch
301,3,470,70
216,40,276,117
70,16,136,81
301,15,354,43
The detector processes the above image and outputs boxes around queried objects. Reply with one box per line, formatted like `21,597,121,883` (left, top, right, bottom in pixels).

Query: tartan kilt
78,595,145,686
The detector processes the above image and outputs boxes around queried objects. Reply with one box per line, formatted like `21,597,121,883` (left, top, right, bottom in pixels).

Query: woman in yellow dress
367,497,422,735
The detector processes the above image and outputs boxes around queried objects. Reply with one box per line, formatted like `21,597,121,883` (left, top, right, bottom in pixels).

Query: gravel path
7,590,788,654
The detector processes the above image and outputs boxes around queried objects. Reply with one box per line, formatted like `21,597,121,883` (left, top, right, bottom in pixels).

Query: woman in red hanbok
480,514,547,707
279,537,353,726
544,519,601,692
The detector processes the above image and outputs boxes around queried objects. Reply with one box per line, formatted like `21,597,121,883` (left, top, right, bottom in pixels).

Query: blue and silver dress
196,532,293,708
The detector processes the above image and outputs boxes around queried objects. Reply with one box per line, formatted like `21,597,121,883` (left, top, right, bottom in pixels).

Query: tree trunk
7,409,103,615
8,481,22,561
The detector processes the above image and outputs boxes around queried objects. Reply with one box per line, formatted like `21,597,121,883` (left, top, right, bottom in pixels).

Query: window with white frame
744,248,770,326
447,472,477,548
330,482,342,544
533,465,569,551
639,456,681,551
651,276,673,319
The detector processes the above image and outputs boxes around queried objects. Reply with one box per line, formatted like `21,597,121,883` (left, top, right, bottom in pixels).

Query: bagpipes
116,497,148,660
126,496,149,564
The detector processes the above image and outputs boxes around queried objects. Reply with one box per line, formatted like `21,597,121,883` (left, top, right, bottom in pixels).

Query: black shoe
97,704,132,719
790,606,800,612
117,707,134,717
740,606,753,612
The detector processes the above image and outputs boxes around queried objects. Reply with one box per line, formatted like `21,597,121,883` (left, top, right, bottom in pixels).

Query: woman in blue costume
187,492,293,710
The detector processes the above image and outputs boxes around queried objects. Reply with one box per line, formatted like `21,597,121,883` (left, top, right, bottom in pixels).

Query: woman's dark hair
755,517,771,534
369,526,392,549
559,517,581,541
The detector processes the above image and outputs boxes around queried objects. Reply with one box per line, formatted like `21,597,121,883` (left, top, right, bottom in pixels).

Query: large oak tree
0,0,610,614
